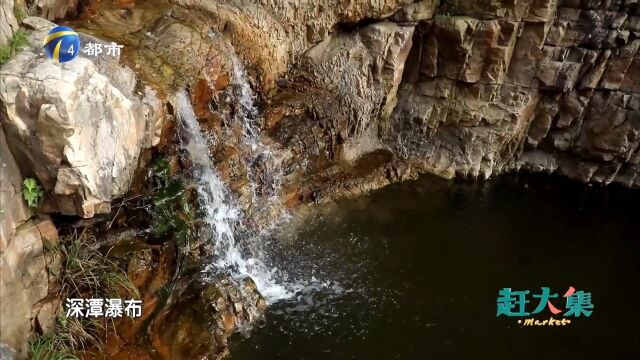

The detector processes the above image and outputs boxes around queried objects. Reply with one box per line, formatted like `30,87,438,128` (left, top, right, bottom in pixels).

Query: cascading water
175,90,295,303
175,43,339,306
228,47,285,217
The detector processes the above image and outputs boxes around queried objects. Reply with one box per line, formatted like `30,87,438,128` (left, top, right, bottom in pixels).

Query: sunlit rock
0,18,164,217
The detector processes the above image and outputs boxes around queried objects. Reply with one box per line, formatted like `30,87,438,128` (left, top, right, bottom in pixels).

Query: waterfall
229,50,285,216
175,90,294,303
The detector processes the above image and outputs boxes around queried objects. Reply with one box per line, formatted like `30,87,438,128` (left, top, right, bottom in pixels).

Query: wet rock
172,0,431,92
0,18,165,217
145,275,266,360
127,249,153,290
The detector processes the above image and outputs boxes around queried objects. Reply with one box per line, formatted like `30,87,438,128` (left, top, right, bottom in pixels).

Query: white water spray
228,51,285,210
176,90,295,303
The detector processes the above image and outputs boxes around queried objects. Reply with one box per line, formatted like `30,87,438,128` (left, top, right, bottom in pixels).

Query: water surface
231,174,640,360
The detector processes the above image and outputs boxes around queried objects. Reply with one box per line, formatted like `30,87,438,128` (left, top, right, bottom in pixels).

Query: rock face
247,0,639,194
1,19,162,357
33,0,80,20
0,127,59,359
136,0,638,207
0,0,18,45
1,18,164,218
281,21,415,162
384,0,640,187
172,0,425,91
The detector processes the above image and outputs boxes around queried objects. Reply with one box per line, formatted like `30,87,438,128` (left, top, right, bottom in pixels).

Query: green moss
0,45,11,64
0,29,29,65
11,29,28,48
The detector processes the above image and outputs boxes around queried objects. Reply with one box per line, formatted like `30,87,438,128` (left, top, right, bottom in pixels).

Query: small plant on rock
28,332,78,360
22,177,44,208
149,158,195,247
0,29,28,65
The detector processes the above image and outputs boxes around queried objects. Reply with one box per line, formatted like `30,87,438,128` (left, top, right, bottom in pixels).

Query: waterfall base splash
175,90,298,303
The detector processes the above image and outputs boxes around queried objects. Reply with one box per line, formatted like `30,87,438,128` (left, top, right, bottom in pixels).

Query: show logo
42,25,80,63
43,25,125,63
497,286,594,326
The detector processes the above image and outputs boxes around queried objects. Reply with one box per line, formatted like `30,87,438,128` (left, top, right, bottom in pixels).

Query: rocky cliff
147,0,638,206
0,0,19,45
261,0,640,193
1,18,164,218
387,0,640,188
0,0,638,358
43,0,638,200
0,16,163,358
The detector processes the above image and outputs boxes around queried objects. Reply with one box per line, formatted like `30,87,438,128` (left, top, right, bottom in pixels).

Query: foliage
149,158,195,246
58,231,139,298
29,157,195,358
22,177,44,208
28,333,77,360
31,230,140,358
102,271,140,298
0,29,28,65
54,314,105,353
28,314,105,359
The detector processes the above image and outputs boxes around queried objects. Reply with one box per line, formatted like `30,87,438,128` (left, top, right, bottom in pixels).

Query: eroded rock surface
172,0,425,91
1,18,164,218
385,0,640,187
249,0,640,195
132,0,639,206
0,127,59,359
0,0,18,45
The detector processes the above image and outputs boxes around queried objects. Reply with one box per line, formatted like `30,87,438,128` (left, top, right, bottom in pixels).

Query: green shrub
28,313,105,359
149,158,195,245
0,29,28,65
32,231,140,357
22,177,44,208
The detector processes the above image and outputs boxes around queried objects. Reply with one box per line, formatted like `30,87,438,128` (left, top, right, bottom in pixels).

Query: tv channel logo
43,25,80,63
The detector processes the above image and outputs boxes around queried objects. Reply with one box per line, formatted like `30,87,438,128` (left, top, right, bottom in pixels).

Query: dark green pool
231,174,640,360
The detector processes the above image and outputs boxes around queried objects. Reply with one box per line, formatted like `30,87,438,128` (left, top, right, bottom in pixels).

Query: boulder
0,0,18,45
0,18,164,217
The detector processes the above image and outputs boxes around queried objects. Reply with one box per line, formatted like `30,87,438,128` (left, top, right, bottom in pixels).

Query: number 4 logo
67,44,74,54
